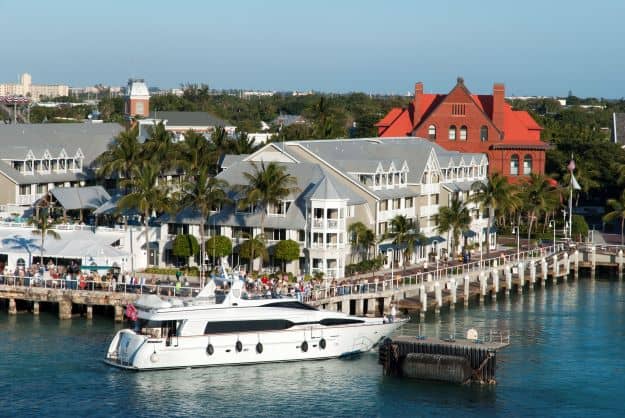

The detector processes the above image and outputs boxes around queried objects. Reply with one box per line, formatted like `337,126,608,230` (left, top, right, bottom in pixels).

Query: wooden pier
379,334,510,384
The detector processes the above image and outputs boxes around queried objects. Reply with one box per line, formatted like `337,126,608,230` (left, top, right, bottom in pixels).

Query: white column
518,262,524,292
463,275,470,307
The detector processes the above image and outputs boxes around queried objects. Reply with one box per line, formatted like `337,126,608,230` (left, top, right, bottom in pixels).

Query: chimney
413,82,424,126
492,83,505,131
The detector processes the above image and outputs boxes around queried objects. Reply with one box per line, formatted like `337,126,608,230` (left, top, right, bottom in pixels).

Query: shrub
205,236,233,259
172,234,199,258
273,239,300,269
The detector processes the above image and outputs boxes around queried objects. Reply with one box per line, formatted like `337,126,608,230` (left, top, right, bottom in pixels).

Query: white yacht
104,279,405,370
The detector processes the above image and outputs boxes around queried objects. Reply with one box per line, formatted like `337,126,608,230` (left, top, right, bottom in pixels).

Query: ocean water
0,279,624,417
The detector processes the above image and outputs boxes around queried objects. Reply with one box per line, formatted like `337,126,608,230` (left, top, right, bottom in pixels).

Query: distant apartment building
158,138,492,278
0,123,123,211
0,73,69,101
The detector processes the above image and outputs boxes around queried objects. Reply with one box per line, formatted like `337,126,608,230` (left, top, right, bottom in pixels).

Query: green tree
172,234,199,266
239,237,267,272
30,206,61,266
205,236,233,261
239,161,299,241
143,121,183,173
118,163,173,268
386,215,426,271
603,191,625,245
95,125,143,190
273,239,300,272
519,173,558,241
437,197,471,257
178,167,230,284
179,129,215,175
570,214,589,241
471,173,519,254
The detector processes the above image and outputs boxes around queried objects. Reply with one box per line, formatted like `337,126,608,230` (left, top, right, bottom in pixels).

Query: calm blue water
1,279,624,417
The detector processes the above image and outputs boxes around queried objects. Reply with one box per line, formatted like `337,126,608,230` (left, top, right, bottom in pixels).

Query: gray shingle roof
0,123,122,185
150,111,231,128
308,176,347,200
50,186,111,210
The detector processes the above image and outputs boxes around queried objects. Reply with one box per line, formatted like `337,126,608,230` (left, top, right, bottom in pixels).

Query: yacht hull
104,320,404,370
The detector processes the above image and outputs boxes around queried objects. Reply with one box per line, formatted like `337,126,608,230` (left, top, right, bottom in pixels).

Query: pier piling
518,262,525,293
8,298,16,315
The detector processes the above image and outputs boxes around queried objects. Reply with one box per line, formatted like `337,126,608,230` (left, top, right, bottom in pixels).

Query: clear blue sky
1,0,623,97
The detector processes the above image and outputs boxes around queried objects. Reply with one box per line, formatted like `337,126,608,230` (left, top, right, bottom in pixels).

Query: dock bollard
449,279,457,310
504,265,512,296
541,258,547,287
434,282,442,315
492,270,499,300
479,272,487,303
419,284,427,320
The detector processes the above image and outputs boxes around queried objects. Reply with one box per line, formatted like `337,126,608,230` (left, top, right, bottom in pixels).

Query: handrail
0,274,199,298
303,244,570,303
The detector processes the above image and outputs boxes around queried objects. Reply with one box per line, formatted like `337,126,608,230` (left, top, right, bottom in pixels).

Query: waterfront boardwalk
1,243,623,321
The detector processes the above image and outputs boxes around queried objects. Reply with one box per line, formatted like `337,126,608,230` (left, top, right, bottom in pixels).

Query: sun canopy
50,186,111,211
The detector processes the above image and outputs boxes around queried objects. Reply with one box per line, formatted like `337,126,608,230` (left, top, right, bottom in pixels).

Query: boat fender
150,352,159,363
236,340,243,352
206,344,214,356
319,338,326,350
301,341,308,352
256,342,263,354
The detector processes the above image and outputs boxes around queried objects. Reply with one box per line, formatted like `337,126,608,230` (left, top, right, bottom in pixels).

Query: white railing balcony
17,193,44,205
312,218,324,228
311,242,325,249
326,219,344,229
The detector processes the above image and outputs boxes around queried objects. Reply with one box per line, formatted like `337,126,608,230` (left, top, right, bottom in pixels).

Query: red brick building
375,78,547,181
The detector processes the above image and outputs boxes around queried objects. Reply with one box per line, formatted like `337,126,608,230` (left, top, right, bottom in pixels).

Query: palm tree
143,121,184,173
118,162,173,269
178,167,230,285
30,206,60,267
239,161,299,240
437,197,471,257
179,129,215,175
386,215,427,271
603,191,625,245
95,125,143,190
348,222,367,263
471,173,518,254
231,132,259,155
519,173,558,241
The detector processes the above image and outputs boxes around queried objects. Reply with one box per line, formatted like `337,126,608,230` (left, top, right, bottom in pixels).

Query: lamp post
549,220,556,253
511,225,520,262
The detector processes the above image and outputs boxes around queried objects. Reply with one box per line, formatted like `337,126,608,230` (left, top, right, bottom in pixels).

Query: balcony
311,218,344,230
17,193,44,205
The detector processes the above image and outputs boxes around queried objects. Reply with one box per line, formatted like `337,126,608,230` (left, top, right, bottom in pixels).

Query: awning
50,186,111,211
426,235,446,244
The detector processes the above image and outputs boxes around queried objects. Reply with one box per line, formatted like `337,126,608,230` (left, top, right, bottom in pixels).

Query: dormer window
480,126,489,141
268,200,292,216
236,201,255,214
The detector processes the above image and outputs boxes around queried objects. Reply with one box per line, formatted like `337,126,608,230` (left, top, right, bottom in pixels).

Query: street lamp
511,225,520,262
549,220,556,253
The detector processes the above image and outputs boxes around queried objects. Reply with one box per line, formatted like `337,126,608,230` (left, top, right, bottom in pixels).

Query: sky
0,0,624,98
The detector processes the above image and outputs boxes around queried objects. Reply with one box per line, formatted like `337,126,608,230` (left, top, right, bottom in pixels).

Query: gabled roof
150,111,231,128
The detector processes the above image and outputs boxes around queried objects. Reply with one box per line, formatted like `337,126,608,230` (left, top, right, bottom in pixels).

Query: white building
0,73,69,101
158,137,493,278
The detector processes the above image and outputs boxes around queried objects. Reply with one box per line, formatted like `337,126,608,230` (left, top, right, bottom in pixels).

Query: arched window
460,125,468,141
480,126,488,141
523,155,533,175
448,125,457,140
428,125,436,140
510,155,519,176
